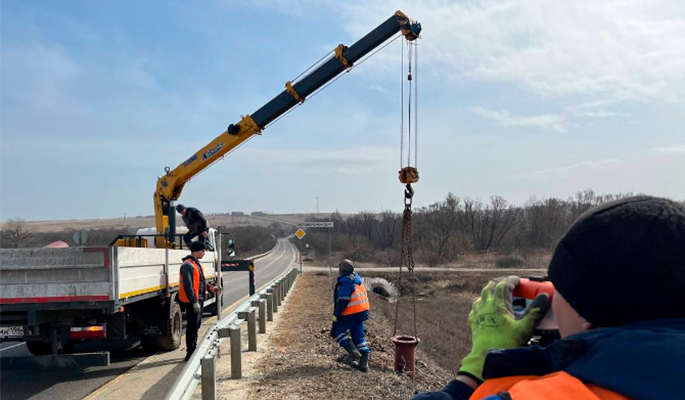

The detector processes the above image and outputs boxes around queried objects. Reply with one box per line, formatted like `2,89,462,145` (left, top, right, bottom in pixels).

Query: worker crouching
331,259,371,372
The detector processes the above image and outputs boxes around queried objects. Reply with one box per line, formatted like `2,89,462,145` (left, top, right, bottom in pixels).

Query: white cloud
513,159,625,180
575,110,625,119
236,146,395,175
653,144,685,154
3,44,83,111
472,107,565,132
336,0,685,102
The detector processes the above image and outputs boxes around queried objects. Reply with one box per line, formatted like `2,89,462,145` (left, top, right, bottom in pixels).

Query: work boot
355,351,369,372
341,341,361,364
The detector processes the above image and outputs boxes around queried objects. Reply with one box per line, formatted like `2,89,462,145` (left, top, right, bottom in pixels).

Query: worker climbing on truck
176,204,213,250
411,195,685,400
331,259,371,372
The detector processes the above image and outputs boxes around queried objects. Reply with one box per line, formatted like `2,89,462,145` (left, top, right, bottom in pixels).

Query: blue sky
2,0,684,221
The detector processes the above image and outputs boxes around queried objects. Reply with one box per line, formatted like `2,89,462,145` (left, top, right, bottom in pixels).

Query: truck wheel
26,341,53,356
156,302,182,351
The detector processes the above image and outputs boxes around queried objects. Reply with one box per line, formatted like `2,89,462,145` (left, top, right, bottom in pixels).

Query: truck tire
26,341,53,356
156,302,182,351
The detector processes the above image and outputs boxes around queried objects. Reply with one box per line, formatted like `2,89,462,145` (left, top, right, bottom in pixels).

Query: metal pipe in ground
230,325,242,379
391,335,420,378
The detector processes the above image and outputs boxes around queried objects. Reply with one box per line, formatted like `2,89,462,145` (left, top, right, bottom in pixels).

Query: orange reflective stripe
179,260,201,303
470,372,629,400
342,283,369,316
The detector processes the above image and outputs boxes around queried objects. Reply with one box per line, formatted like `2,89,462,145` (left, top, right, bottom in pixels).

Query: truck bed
0,246,217,311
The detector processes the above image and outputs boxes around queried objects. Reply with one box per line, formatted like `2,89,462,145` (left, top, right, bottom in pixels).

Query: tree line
298,189,684,267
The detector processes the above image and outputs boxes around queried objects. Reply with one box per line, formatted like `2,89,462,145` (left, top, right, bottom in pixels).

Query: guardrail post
238,308,257,352
201,356,216,400
261,293,274,322
247,309,257,351
252,299,267,333
230,325,242,379
280,279,286,301
276,282,283,305
269,288,279,312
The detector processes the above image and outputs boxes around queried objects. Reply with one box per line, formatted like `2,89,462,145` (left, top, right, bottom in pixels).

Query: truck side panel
116,247,171,299
115,248,217,300
0,248,111,305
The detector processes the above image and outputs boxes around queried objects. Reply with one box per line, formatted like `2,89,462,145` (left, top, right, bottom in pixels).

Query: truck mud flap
1,351,110,370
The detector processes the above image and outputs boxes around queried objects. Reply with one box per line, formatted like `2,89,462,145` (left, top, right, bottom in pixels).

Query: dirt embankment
246,268,515,399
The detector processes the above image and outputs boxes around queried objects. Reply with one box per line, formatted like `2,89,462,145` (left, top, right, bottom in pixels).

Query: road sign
295,229,306,240
73,231,88,246
296,222,334,228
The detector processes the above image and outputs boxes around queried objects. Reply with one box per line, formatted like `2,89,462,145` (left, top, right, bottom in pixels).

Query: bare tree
374,211,400,249
2,218,33,248
422,193,462,265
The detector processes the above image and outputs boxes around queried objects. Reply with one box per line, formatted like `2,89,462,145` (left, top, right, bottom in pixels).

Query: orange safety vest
179,259,201,303
342,283,370,316
470,371,629,400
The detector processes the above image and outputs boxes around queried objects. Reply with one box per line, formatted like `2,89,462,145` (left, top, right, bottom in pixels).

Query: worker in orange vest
331,259,371,372
179,241,214,361
412,196,685,400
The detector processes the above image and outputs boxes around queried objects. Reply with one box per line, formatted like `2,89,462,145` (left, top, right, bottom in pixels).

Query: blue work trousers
332,311,370,353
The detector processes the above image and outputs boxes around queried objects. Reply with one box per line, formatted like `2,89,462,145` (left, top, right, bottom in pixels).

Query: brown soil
248,269,517,399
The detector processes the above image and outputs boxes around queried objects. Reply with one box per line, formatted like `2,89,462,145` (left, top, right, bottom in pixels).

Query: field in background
1,213,328,233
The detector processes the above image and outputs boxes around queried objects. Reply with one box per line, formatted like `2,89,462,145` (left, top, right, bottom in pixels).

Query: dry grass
251,273,455,400
249,270,520,399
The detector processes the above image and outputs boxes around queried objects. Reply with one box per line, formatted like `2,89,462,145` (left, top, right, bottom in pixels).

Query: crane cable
394,39,419,342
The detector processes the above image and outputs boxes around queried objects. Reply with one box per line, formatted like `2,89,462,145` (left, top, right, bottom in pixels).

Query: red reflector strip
69,325,106,339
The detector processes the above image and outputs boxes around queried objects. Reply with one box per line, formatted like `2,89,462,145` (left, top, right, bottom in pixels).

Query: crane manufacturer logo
202,142,224,161
182,154,198,167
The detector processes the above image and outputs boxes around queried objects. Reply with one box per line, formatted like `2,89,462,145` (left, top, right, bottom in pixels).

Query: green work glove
458,276,550,382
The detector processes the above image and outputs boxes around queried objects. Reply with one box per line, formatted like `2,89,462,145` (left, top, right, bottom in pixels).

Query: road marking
0,342,24,352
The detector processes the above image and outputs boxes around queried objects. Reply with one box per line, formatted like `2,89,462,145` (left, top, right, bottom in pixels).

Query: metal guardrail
164,267,299,400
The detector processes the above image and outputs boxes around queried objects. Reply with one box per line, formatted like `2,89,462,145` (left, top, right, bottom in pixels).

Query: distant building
231,211,245,216
251,211,268,216
43,240,69,248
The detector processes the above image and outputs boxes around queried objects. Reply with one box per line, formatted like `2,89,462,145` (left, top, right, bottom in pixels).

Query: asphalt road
0,238,298,400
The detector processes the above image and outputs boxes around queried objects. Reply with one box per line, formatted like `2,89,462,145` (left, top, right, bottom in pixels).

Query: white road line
0,342,25,352
257,240,288,272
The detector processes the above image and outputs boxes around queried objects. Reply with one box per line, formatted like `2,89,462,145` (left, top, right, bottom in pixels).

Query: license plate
0,326,24,338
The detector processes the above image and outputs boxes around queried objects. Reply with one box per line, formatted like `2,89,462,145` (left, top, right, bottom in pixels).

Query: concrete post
280,280,285,301
238,308,257,352
266,293,274,320
276,282,283,305
269,288,278,312
230,325,242,379
201,356,216,400
247,309,257,351
253,299,267,333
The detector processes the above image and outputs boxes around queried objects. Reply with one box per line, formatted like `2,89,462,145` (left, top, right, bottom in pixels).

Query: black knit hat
548,196,685,327
339,259,354,274
176,204,186,213
190,241,206,252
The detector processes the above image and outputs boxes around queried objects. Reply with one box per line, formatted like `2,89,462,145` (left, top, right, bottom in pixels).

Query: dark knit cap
548,196,685,327
190,241,206,252
176,204,186,213
339,259,354,274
